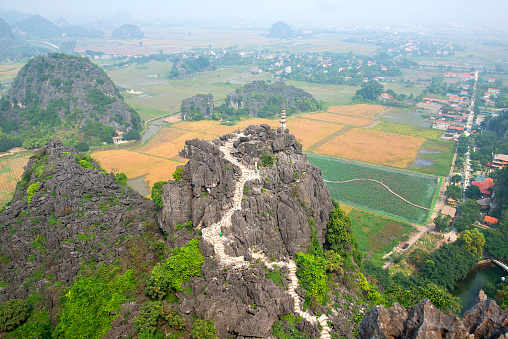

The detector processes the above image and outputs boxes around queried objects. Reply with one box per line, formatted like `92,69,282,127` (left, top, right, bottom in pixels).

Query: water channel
452,263,505,316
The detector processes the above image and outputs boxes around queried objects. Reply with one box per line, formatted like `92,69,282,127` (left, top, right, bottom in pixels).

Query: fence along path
200,133,331,338
324,178,430,211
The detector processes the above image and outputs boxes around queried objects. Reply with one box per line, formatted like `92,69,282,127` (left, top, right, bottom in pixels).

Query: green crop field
308,154,438,224
285,81,359,104
371,121,444,140
348,209,415,260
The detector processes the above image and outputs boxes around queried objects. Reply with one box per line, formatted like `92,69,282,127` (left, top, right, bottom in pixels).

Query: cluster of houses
430,110,468,140
482,87,500,106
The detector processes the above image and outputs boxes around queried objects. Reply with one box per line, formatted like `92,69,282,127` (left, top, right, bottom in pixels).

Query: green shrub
146,239,204,300
295,252,328,307
75,155,94,169
151,181,168,209
53,266,136,338
27,182,40,203
133,301,186,336
260,153,275,167
0,299,31,332
191,319,218,339
114,172,127,186
75,141,90,152
172,167,185,181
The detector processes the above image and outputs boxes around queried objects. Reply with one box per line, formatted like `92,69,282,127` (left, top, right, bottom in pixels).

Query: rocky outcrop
159,124,335,337
269,21,293,39
0,53,142,134
160,124,333,260
111,24,144,39
225,81,322,117
359,290,508,339
0,140,160,306
181,93,214,120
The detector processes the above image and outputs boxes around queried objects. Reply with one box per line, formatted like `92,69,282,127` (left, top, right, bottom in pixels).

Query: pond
127,176,149,197
413,159,435,168
452,263,505,316
379,109,432,128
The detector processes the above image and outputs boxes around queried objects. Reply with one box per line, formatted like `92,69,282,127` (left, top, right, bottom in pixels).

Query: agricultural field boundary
426,177,443,224
323,178,429,211
306,127,353,152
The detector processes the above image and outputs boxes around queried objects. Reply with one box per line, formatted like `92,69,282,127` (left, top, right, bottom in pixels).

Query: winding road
323,178,430,210
201,133,331,339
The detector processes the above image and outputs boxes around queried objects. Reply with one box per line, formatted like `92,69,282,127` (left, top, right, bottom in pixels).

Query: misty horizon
2,0,508,29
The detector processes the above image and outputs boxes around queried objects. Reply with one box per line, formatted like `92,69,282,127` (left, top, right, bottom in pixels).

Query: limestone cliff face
159,124,334,259
158,124,335,337
0,140,159,306
359,290,508,339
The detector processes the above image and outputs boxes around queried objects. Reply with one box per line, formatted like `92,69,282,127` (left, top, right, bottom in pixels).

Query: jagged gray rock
359,290,508,339
159,124,335,337
0,140,160,306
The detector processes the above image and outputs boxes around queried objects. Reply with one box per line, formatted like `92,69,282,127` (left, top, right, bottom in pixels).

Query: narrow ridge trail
324,178,430,210
201,133,331,338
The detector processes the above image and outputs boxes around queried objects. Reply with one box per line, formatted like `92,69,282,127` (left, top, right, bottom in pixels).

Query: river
452,263,505,316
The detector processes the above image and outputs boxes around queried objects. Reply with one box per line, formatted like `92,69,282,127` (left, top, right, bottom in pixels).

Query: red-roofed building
488,77,496,83
449,96,464,104
471,178,494,197
488,88,500,94
379,93,393,101
484,215,498,225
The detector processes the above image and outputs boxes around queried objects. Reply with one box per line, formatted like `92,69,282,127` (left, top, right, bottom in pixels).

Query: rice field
298,112,373,127
91,150,181,190
308,154,437,224
311,128,425,168
0,156,29,206
371,121,445,140
138,128,217,160
327,104,386,118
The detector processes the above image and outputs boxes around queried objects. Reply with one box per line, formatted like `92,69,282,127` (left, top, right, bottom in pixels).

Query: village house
433,120,451,130
471,178,494,198
492,154,508,170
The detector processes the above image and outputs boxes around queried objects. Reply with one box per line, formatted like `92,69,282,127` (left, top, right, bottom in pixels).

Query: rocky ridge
160,124,338,337
359,290,508,339
0,140,159,307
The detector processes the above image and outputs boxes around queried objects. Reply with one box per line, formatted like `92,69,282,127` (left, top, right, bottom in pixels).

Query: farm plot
298,112,372,127
371,121,444,140
348,209,415,260
407,140,455,176
308,154,438,224
91,150,180,190
136,127,216,160
0,156,29,206
286,118,344,151
327,104,385,118
312,128,424,168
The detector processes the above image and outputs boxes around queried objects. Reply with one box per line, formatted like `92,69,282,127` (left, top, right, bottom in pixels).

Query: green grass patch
349,209,415,260
407,140,455,176
308,154,438,224
371,121,444,140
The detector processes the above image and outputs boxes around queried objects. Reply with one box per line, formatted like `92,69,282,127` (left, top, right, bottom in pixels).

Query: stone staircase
287,260,331,339
201,134,331,338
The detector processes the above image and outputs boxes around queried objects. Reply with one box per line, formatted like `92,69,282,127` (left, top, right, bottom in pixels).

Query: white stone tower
280,107,287,130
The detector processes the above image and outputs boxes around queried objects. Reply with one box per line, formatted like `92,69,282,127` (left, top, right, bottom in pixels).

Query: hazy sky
2,0,508,27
